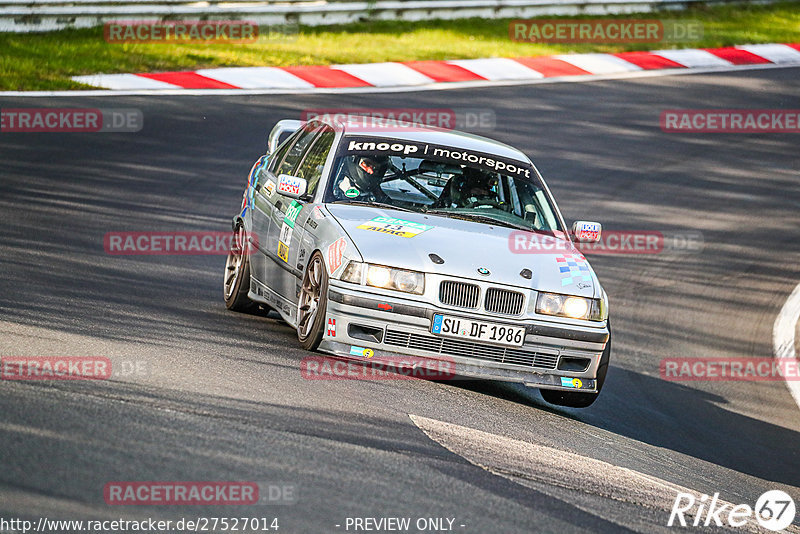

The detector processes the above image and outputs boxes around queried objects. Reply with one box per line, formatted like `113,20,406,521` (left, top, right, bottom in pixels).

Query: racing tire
224,223,256,312
540,324,611,408
297,251,329,351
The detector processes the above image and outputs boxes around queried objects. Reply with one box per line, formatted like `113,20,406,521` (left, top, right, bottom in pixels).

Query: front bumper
319,282,609,393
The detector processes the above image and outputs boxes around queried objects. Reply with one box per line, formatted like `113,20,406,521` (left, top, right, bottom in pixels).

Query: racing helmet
344,155,390,193
450,166,497,206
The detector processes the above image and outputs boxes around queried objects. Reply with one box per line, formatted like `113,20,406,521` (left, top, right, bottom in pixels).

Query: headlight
340,261,425,295
535,292,603,321
366,265,392,287
563,296,589,318
393,269,424,293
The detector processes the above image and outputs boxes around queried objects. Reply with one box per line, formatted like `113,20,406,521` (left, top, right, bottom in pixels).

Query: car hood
326,204,598,298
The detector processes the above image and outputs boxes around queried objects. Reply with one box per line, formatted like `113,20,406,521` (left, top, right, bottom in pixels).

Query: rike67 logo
668,490,796,531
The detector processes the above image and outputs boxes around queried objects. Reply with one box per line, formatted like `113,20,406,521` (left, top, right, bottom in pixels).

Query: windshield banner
340,136,534,179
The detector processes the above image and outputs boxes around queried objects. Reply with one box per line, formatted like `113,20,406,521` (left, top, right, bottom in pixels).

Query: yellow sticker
572,378,583,389
363,348,374,359
277,241,289,262
356,224,418,238
356,217,434,238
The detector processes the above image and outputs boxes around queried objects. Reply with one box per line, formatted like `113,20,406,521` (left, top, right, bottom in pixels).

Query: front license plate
431,314,525,347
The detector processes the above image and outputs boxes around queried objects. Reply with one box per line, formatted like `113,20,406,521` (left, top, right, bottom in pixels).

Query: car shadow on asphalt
444,365,800,490
0,378,628,533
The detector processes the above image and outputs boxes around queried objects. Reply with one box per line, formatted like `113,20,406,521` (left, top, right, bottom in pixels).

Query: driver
336,155,391,201
445,167,500,208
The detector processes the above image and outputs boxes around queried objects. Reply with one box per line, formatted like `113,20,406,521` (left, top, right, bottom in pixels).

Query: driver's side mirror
277,174,308,200
572,221,602,243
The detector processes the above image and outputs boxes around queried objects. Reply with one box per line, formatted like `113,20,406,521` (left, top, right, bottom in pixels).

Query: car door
281,125,336,294
262,122,326,303
249,128,301,287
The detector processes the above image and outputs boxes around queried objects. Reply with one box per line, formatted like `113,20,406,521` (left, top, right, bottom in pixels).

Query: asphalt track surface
1,67,799,533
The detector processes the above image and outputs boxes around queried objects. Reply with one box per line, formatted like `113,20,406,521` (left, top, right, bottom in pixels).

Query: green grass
0,1,798,90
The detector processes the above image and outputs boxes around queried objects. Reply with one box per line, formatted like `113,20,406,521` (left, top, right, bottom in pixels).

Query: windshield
323,136,564,233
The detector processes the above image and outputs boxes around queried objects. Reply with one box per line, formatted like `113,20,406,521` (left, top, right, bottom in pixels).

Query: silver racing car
224,117,610,407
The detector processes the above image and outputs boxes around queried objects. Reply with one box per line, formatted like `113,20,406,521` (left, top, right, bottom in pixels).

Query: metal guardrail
0,0,313,4
0,0,749,33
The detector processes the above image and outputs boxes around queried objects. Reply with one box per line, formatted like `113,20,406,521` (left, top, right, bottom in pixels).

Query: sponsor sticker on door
283,200,302,227
276,201,301,263
277,242,289,262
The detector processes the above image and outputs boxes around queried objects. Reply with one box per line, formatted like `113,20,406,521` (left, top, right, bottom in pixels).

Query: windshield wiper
421,209,459,219
330,200,414,212
423,209,532,231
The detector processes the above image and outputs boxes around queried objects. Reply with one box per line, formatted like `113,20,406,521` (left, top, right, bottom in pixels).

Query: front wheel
223,224,256,312
540,325,611,408
297,251,329,351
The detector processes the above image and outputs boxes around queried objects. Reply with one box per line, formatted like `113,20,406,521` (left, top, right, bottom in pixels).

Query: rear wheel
297,251,328,351
223,224,256,312
540,325,611,408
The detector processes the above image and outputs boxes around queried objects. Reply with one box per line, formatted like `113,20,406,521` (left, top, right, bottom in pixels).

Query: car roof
309,115,532,165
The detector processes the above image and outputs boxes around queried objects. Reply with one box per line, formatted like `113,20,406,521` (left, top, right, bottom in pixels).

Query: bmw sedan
224,117,610,407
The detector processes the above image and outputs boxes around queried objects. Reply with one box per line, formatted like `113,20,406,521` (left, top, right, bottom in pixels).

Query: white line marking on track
773,281,800,411
409,414,773,533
